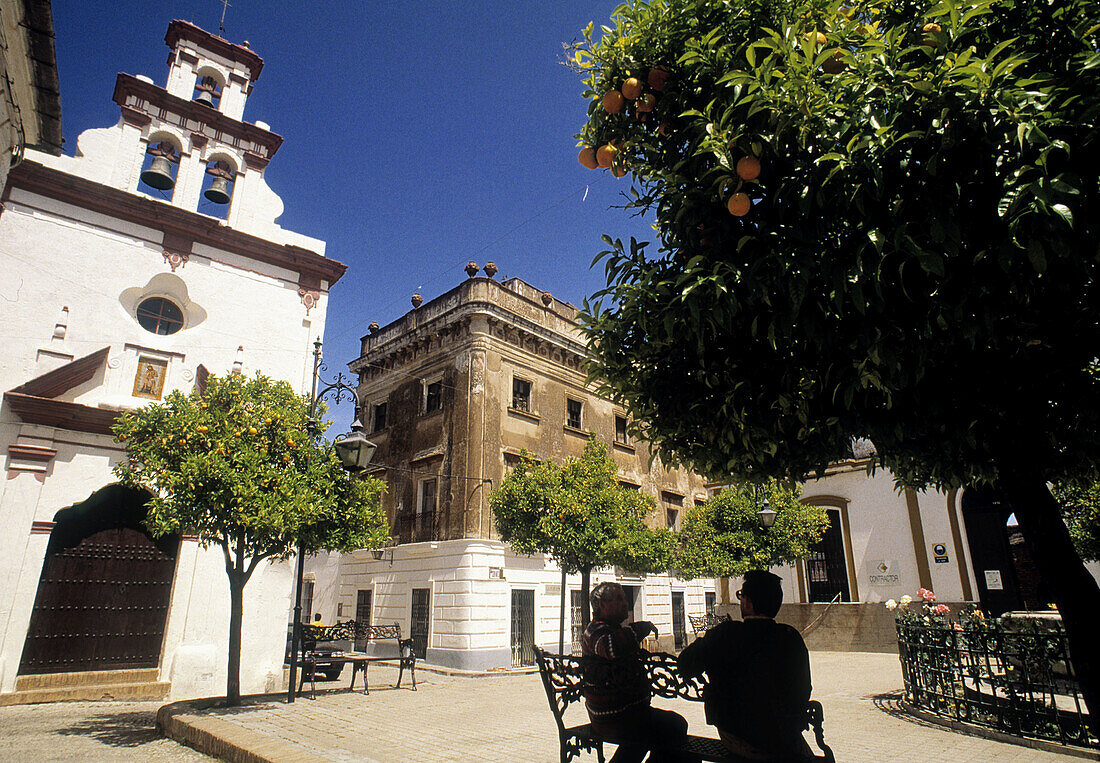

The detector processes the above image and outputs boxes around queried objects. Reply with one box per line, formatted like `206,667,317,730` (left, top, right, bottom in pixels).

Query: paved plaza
0,699,206,761
154,651,1093,762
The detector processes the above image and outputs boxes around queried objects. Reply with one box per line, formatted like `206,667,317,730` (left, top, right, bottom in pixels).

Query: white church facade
0,19,343,702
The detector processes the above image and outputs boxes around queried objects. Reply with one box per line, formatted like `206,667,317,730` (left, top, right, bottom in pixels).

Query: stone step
0,679,170,706
15,667,160,691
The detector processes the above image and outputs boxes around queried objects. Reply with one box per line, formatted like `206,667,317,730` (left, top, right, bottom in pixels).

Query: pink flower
934,604,950,615
917,588,936,602
953,622,963,631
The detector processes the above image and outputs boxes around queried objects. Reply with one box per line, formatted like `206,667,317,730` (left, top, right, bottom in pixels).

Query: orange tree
490,437,676,629
675,481,828,579
113,372,387,705
572,0,1100,715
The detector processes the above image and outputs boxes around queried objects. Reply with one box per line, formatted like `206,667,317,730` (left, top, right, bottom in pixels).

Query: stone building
306,274,714,670
0,20,342,702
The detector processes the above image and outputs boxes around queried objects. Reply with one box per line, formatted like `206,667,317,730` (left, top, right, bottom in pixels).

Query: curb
899,701,1100,760
157,695,314,763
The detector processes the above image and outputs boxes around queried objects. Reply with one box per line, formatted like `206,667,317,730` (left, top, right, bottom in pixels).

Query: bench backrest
688,613,731,636
533,647,585,737
300,621,402,648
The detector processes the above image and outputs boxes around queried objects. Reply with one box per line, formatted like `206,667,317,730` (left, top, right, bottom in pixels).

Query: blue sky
50,0,650,430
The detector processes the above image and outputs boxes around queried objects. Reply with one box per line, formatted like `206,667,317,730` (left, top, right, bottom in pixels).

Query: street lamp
757,498,778,528
288,338,377,703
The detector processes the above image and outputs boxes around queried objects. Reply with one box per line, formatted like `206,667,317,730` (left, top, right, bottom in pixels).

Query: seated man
678,570,813,760
582,582,697,763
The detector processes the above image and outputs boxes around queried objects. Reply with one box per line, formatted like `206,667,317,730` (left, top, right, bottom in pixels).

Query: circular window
136,297,184,335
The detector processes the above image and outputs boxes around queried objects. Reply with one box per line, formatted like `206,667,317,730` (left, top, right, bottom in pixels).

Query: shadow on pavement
55,709,165,748
871,690,951,732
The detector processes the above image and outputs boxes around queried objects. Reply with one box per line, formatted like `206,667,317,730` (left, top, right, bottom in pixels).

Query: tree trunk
226,570,245,706
558,566,566,653
580,566,592,631
998,468,1100,722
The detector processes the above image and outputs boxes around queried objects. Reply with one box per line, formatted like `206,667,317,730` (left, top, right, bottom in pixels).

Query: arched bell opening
138,138,181,199
198,157,236,220
192,70,223,110
18,484,180,675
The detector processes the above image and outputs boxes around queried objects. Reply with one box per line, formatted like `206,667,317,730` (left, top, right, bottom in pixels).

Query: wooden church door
19,485,179,675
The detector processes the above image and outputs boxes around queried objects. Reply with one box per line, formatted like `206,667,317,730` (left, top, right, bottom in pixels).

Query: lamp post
757,496,777,528
287,338,377,703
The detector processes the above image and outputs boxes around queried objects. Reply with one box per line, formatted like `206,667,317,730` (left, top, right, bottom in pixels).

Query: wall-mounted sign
868,560,900,585
932,543,949,564
488,566,505,580
984,570,1004,591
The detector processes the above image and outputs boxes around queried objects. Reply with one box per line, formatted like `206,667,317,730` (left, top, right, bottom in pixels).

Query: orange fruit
727,193,751,216
611,164,628,178
602,90,625,114
736,156,761,181
579,147,599,169
647,66,669,91
807,31,827,46
637,93,657,113
596,144,619,168
658,121,671,137
621,77,642,100
922,22,943,47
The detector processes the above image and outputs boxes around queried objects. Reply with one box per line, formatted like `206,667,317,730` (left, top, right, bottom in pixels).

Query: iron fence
897,616,1095,748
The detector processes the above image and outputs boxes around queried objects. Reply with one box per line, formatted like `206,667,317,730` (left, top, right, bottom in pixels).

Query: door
20,485,179,675
354,590,372,651
410,588,430,659
511,589,535,667
570,589,584,652
962,488,1024,616
671,592,687,650
806,508,851,602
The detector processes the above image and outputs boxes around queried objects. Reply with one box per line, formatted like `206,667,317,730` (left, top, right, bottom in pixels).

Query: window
566,398,583,429
417,478,437,531
615,415,629,444
512,378,532,412
619,480,641,491
662,491,684,531
136,297,184,335
372,401,388,432
424,380,442,413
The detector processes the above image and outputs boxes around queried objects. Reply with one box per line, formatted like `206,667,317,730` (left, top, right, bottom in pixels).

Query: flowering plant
888,588,950,624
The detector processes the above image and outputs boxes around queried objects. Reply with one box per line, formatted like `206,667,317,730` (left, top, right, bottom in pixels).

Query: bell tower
110,20,283,230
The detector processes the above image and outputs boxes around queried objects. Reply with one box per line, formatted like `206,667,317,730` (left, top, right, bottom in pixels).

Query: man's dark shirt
677,618,811,754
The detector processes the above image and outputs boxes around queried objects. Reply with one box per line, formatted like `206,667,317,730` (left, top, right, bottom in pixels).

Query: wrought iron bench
689,613,731,638
534,646,834,762
297,621,416,699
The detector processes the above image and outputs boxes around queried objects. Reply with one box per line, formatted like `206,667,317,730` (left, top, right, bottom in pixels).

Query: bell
140,156,175,190
204,176,232,204
194,90,216,107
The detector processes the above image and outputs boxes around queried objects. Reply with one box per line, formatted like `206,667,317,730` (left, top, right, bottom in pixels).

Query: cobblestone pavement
165,652,1090,762
0,699,208,761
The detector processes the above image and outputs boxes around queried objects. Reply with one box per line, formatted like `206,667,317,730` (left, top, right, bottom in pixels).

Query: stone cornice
165,20,264,82
5,392,119,435
113,73,282,161
7,160,346,287
351,279,587,380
